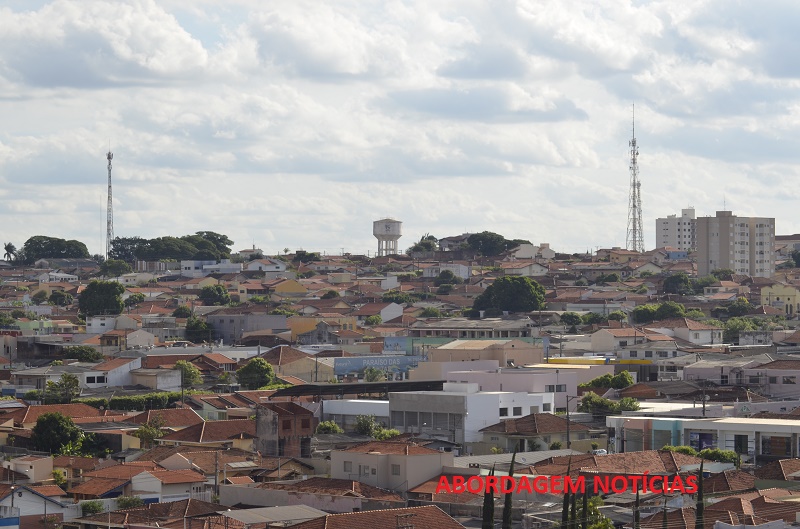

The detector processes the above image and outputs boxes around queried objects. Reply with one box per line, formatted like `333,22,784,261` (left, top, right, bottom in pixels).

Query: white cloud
2,0,800,256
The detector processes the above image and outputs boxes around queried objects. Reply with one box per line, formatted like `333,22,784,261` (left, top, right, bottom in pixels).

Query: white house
644,318,724,345
86,315,118,334
422,263,471,281
128,469,207,503
244,258,287,273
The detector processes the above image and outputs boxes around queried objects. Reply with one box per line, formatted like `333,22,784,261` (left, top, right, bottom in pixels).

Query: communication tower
373,218,402,257
106,150,114,259
626,106,644,253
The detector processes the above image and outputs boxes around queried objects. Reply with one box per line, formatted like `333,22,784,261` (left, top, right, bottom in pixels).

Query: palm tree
3,242,15,262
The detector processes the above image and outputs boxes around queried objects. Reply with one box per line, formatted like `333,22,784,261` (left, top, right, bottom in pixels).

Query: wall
218,484,404,513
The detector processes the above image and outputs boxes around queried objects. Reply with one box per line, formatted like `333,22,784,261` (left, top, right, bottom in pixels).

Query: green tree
595,273,621,285
364,315,382,326
109,236,144,263
292,250,321,263
132,414,166,449
663,273,691,295
560,312,583,326
727,297,752,317
236,358,275,389
172,305,193,318
434,270,463,286
124,292,146,308
549,441,563,450
482,466,496,529
81,500,104,517
354,415,379,436
473,276,545,314
31,290,48,305
382,291,412,305
185,315,212,343
46,373,80,404
321,290,340,299
655,301,686,321
363,366,385,382
691,275,718,294
64,345,104,362
116,496,145,509
49,290,74,306
18,236,90,265
3,242,16,262
31,412,82,454
686,309,706,319
420,307,443,318
51,470,67,488
199,284,230,306
436,284,453,295
406,234,438,254
724,317,756,343
100,259,133,277
631,304,658,323
608,310,627,321
316,421,344,434
468,231,511,256
661,445,698,456
698,448,739,465
582,313,607,325
711,268,735,281
373,428,401,441
79,280,125,317
175,360,202,388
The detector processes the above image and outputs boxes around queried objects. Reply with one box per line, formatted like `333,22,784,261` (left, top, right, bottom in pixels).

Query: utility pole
626,104,644,253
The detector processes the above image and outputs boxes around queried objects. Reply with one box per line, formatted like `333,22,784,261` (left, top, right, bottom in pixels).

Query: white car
591,449,608,455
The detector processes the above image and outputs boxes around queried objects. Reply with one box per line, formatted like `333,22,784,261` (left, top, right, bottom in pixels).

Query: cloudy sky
2,0,799,258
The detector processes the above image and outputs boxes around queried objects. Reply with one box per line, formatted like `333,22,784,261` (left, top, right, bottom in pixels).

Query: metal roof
269,380,446,398
218,505,327,524
452,449,584,468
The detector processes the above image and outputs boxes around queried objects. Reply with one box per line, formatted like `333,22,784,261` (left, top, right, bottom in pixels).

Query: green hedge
76,391,210,412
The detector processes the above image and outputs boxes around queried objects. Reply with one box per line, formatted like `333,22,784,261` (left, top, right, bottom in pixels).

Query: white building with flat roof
655,208,696,251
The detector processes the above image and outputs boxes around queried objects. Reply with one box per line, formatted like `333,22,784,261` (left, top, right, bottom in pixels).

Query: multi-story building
696,211,775,278
655,208,696,251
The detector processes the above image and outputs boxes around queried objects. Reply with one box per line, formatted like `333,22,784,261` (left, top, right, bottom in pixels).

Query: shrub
81,500,104,516
316,421,344,434
116,496,144,509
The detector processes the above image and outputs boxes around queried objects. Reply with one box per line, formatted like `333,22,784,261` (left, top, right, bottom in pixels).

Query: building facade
696,211,775,278
655,208,696,251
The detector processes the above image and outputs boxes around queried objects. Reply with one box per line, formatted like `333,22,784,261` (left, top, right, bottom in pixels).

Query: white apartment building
655,208,696,251
696,211,775,278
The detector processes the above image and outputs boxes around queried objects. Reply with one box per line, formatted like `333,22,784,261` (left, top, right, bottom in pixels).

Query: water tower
373,218,402,256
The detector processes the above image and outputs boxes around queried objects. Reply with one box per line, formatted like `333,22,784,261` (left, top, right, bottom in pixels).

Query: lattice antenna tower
106,149,114,259
626,105,644,253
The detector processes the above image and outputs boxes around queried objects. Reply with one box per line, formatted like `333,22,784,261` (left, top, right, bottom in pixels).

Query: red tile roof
159,419,256,443
3,403,104,426
479,413,590,435
129,408,205,428
93,357,138,371
68,477,128,497
257,477,402,501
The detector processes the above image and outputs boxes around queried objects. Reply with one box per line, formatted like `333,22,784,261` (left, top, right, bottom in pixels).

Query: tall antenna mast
626,104,644,253
106,149,114,260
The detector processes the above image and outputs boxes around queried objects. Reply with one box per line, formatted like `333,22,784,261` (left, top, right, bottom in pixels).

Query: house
421,263,471,281
254,402,317,458
479,413,599,453
158,419,257,450
244,258,287,273
761,283,800,317
644,318,724,345
1,403,109,429
98,329,156,350
129,469,207,503
204,310,288,345
349,303,403,324
330,440,454,491
0,484,77,528
499,261,549,277
129,408,205,430
129,368,182,391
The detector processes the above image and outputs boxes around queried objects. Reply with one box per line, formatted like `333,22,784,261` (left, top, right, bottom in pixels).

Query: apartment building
696,211,775,278
655,208,696,251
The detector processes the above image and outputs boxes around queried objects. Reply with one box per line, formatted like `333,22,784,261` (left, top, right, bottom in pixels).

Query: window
87,376,96,383
658,351,668,358
783,376,797,385
97,376,106,383
645,351,653,358
499,408,509,417
545,385,555,393
513,407,522,416
720,375,728,385
734,435,748,454
344,461,352,472
769,376,778,384
748,376,760,384
301,418,311,429
391,464,401,476
282,419,292,430
543,403,552,412
556,384,566,393
629,351,638,358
